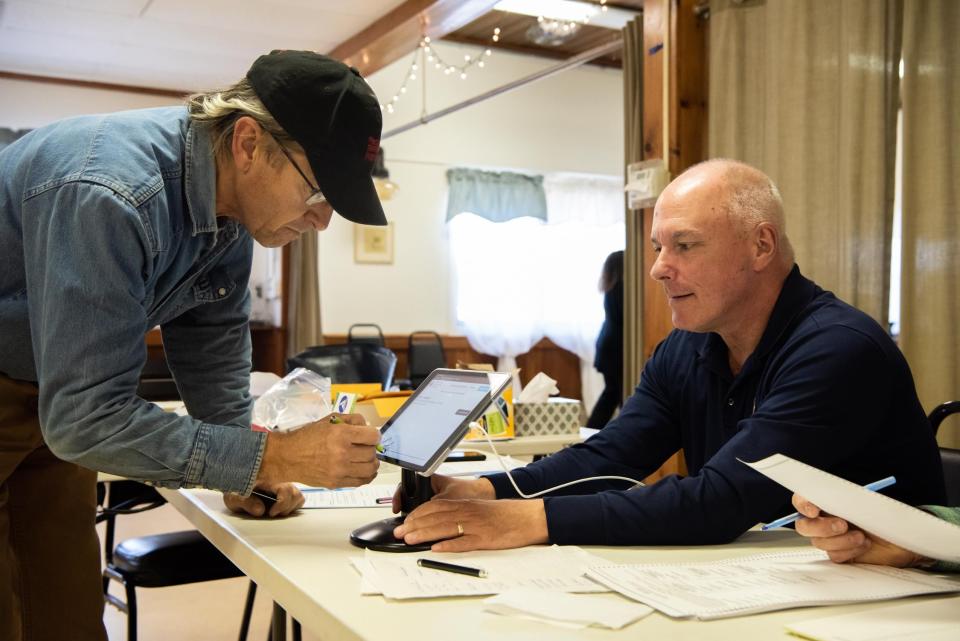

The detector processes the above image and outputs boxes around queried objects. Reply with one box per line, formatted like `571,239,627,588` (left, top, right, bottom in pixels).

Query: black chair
929,401,960,508
98,481,258,641
407,331,447,389
288,343,397,390
347,323,386,347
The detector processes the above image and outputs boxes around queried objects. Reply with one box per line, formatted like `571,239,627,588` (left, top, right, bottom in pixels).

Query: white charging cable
468,421,646,499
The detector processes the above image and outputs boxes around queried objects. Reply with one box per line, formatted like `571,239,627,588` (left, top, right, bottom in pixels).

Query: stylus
761,476,896,531
417,558,487,578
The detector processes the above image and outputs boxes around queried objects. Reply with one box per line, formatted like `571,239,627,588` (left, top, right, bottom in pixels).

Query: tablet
377,368,512,475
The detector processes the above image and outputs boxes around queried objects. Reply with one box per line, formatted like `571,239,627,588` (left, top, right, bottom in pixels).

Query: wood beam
0,71,189,99
327,0,500,76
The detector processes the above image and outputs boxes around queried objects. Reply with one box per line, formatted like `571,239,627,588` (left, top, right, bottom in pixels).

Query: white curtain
448,173,624,407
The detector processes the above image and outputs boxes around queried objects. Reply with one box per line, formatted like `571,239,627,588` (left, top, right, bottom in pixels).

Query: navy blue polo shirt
486,266,946,545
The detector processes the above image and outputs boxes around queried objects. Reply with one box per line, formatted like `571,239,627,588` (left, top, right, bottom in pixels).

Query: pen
375,497,393,504
416,558,487,578
761,475,897,531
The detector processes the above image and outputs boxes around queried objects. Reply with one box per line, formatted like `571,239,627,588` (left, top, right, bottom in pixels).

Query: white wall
320,42,624,334
0,77,180,128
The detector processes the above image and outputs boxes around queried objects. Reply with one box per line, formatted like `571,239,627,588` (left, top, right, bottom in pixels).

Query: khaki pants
0,375,107,641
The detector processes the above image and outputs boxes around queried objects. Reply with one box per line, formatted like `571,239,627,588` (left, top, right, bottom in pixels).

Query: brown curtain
285,231,323,357
709,0,901,325
899,0,960,447
622,16,644,400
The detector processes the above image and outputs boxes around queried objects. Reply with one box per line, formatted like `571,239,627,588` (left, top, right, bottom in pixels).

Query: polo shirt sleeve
485,337,683,501
536,325,908,545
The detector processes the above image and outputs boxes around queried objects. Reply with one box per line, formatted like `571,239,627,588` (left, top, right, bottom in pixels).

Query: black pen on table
417,558,487,578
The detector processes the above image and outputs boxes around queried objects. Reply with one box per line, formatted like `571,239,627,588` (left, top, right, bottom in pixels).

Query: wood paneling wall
323,334,583,400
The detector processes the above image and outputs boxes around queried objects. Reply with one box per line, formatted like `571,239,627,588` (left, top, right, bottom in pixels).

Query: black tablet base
350,468,436,552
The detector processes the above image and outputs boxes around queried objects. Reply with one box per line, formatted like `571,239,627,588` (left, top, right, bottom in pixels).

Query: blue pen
761,475,897,531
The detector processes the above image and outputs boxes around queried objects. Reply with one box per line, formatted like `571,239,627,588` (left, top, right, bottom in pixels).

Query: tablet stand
349,468,435,552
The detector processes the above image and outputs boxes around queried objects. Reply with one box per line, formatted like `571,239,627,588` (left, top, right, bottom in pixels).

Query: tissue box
514,398,582,436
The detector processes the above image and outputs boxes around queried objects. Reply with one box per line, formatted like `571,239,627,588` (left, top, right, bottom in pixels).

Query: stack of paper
352,545,608,599
587,550,960,620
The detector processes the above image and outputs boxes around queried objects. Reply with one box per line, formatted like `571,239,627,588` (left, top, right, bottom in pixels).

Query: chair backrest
927,401,960,508
940,448,960,508
407,331,446,389
287,343,397,391
929,401,960,435
347,323,386,347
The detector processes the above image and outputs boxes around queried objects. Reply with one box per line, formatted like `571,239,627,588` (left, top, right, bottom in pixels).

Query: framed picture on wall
354,222,394,264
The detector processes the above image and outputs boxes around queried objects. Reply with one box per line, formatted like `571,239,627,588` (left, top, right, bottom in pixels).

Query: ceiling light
495,0,639,30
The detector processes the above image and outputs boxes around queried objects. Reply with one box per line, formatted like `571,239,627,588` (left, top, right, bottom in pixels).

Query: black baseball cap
247,50,386,226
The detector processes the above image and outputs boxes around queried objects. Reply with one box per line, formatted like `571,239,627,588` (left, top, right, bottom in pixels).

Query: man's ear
753,222,778,270
230,116,261,172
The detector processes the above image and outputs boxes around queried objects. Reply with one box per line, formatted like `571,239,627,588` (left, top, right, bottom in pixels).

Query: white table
159,467,960,641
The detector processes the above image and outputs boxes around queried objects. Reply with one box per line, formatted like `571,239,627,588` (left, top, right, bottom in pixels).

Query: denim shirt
0,106,264,494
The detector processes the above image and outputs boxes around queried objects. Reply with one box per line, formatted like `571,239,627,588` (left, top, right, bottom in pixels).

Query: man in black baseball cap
247,49,387,226
0,51,386,639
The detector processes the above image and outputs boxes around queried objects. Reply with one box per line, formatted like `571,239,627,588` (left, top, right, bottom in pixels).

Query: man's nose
650,250,671,281
307,205,333,231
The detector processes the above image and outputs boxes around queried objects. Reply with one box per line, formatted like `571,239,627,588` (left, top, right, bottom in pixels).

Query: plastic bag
251,367,332,432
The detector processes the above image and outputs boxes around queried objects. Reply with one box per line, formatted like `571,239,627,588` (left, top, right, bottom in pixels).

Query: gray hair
186,78,292,164
689,158,795,264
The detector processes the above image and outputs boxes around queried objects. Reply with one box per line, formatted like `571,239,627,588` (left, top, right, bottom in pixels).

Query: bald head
662,159,794,266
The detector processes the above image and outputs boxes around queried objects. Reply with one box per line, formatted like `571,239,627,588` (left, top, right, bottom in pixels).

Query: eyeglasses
274,138,327,207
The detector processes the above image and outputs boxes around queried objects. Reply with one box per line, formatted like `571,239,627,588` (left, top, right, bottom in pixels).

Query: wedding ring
456,522,464,537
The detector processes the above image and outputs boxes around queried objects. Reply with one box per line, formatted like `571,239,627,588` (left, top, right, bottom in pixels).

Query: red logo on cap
365,137,380,162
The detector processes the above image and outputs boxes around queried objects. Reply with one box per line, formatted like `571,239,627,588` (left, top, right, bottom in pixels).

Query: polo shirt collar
698,264,817,379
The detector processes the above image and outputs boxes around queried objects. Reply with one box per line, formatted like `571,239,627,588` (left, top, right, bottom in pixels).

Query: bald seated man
394,159,946,552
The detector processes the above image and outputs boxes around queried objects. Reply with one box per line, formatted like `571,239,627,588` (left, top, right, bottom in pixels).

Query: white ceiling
0,0,409,91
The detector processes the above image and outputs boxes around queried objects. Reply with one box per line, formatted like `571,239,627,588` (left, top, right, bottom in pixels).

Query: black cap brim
309,151,386,226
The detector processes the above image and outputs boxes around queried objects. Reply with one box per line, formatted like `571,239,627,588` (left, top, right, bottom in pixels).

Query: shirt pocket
191,268,237,304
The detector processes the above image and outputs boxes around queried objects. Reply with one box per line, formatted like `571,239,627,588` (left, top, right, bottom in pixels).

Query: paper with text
742,453,960,562
586,550,960,620
352,546,608,599
299,484,395,508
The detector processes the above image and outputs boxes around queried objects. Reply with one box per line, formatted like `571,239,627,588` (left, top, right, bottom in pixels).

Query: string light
379,27,500,115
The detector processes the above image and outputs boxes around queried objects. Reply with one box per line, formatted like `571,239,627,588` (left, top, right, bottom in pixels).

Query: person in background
791,494,960,572
0,51,385,641
391,159,945,553
587,250,624,428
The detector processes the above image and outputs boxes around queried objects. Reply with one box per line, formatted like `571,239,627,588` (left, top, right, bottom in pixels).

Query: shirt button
727,398,735,406
217,287,227,297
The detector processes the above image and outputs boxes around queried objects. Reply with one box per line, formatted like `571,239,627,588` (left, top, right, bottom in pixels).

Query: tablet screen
377,369,511,474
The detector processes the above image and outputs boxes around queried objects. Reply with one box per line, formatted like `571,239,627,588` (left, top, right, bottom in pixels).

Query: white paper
742,453,960,562
586,550,960,620
517,372,559,403
785,598,960,641
357,546,608,599
484,588,653,630
299,484,395,509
